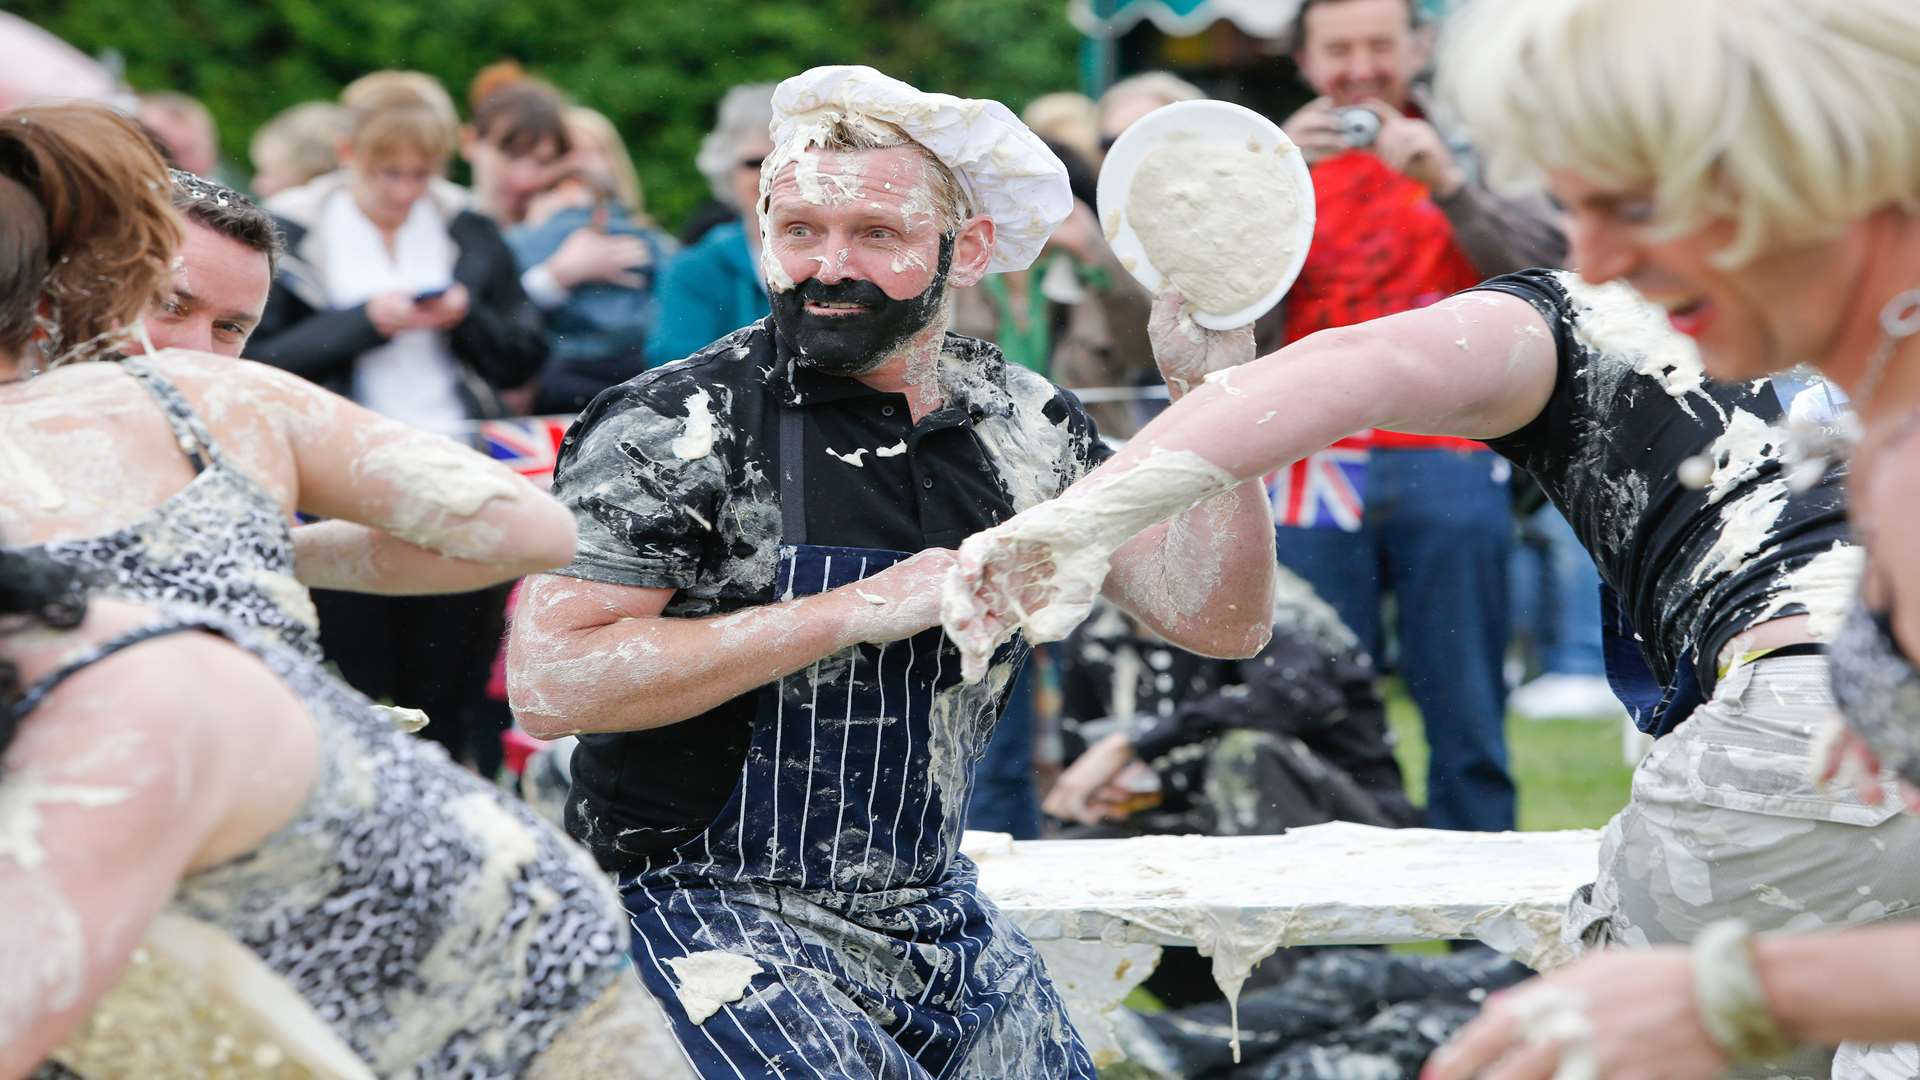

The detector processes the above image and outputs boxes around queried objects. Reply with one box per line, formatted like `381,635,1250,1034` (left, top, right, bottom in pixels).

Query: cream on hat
768,65,1072,274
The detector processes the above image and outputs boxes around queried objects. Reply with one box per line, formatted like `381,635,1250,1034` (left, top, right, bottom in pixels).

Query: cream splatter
664,951,762,1025
671,388,716,461
0,776,130,869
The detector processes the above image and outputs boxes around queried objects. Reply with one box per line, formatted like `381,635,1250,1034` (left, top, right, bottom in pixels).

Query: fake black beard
772,237,954,377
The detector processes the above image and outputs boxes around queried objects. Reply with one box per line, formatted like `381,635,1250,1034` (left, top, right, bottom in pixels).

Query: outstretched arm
214,360,576,591
1099,294,1275,660
944,289,1560,676
507,551,954,737
1427,922,1920,1080
1,608,320,1075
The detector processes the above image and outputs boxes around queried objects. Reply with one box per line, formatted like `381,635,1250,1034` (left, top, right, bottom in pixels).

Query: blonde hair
249,101,348,187
340,70,460,133
564,106,645,218
1096,71,1203,128
1442,0,1920,266
1023,92,1100,166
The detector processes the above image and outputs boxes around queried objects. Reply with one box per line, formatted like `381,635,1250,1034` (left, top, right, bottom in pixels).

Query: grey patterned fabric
1831,602,1920,787
19,613,646,1078
24,359,318,658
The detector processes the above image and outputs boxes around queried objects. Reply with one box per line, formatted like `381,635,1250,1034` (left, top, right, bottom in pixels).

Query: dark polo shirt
547,317,1110,871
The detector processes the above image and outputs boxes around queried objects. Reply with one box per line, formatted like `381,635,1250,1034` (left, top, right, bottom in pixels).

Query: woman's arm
944,289,1561,673
221,359,577,591
1,620,317,1074
1426,923,1920,1080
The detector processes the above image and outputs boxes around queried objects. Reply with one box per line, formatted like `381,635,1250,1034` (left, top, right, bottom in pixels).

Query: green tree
16,0,1083,229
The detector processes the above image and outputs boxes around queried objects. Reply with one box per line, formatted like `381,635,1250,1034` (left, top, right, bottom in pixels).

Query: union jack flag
1267,439,1368,531
476,416,573,488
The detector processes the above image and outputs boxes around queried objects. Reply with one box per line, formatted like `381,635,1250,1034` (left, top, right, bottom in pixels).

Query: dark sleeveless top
23,357,319,657
11,613,654,1078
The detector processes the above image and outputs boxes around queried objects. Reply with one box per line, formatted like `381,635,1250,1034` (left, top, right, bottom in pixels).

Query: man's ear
334,138,356,170
945,215,996,288
458,125,479,163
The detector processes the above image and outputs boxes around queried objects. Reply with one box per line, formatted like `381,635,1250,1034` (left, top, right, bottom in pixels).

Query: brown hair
0,104,179,361
471,80,572,160
170,169,283,276
1290,0,1419,50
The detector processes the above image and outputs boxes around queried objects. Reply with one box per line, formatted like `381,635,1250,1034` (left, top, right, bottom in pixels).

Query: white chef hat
769,65,1072,274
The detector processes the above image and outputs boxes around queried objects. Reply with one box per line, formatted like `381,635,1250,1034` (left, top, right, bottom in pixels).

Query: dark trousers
1272,449,1516,832
312,585,510,773
966,662,1042,839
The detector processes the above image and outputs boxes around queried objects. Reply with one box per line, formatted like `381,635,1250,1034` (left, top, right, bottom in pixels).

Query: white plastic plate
1096,99,1316,330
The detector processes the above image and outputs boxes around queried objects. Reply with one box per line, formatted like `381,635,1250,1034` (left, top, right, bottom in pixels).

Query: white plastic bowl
1096,99,1317,330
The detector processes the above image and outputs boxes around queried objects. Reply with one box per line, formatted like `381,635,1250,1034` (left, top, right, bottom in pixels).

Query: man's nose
811,245,856,283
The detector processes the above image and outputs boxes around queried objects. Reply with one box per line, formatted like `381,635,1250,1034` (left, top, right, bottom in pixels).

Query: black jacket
1059,581,1419,827
246,173,547,418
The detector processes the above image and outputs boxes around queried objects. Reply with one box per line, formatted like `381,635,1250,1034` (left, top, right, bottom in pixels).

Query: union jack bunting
476,416,573,488
1267,439,1368,531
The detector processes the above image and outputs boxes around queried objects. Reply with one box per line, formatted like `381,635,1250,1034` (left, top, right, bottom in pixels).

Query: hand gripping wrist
1691,919,1797,1063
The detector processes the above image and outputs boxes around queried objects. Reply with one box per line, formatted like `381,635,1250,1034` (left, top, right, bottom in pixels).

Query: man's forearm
508,584,868,737
1104,478,1275,658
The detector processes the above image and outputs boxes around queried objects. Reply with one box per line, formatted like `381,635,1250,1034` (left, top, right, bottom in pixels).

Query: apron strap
779,403,808,547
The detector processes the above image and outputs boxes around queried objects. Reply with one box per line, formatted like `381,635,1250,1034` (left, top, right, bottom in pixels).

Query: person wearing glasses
645,83,777,368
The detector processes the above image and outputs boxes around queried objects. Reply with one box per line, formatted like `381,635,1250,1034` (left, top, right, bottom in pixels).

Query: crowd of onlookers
2,6,1638,1073
106,28,1623,847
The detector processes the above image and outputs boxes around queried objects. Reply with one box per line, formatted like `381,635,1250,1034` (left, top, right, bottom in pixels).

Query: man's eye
867,229,896,241
162,297,186,316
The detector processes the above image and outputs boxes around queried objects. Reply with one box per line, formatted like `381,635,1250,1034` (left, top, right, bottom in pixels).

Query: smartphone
413,284,453,304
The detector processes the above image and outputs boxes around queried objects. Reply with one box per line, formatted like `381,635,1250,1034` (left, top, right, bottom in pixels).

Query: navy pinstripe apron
620,408,1095,1079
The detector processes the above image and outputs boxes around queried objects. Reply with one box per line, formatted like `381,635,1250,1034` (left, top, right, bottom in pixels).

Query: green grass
1383,678,1633,956
1383,678,1635,833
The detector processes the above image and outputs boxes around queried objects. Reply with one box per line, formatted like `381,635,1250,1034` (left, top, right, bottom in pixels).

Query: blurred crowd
2,1,1835,1074
15,5,1631,852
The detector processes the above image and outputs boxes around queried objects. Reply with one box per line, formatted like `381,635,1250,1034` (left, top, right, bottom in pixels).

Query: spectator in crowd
247,72,547,772
1095,71,1204,161
1253,0,1567,836
132,170,280,357
1508,499,1621,720
1041,72,1206,438
643,82,774,366
462,67,571,227
1022,91,1101,169
248,100,347,198
138,90,219,176
344,67,460,130
1043,577,1418,838
509,106,676,414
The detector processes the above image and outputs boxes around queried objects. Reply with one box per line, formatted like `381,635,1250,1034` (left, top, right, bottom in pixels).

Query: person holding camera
1265,0,1568,837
